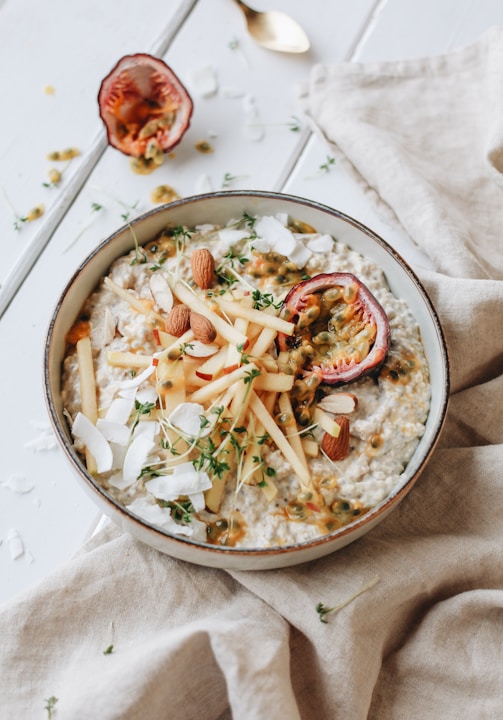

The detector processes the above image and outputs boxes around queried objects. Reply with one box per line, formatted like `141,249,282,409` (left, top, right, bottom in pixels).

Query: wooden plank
0,0,197,316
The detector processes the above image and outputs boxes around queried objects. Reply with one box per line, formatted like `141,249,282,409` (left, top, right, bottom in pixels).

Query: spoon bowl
232,0,310,53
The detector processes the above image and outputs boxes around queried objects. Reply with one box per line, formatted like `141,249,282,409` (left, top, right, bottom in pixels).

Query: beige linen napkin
2,30,503,720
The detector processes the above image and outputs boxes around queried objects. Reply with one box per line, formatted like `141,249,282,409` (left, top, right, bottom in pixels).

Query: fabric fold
299,27,503,281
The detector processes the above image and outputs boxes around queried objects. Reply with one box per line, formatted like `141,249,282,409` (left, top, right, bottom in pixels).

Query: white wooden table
1,0,502,604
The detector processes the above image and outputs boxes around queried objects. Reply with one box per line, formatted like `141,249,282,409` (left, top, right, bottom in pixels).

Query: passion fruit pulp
98,53,193,160
277,272,390,384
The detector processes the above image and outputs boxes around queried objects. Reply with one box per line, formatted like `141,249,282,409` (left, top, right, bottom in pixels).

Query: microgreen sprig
63,201,104,252
44,696,58,718
319,156,336,173
251,289,282,311
130,400,156,437
316,576,380,624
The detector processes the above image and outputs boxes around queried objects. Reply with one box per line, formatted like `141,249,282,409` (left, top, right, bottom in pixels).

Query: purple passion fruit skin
277,272,390,385
98,53,193,159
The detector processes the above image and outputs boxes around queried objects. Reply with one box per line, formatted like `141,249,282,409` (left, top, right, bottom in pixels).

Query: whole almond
165,304,191,337
190,312,217,344
191,248,215,289
321,416,350,461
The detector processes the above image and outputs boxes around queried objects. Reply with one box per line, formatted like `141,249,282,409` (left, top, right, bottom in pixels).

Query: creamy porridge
61,212,431,548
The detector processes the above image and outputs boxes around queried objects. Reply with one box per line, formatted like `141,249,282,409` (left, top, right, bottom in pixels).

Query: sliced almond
149,273,174,313
185,341,220,358
190,312,217,344
191,248,215,289
165,304,191,337
317,392,358,415
321,416,350,461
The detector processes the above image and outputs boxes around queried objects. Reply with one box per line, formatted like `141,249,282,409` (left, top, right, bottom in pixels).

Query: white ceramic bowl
44,191,449,569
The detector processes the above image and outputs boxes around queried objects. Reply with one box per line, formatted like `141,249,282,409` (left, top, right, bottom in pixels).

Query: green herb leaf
319,156,336,173
251,289,282,311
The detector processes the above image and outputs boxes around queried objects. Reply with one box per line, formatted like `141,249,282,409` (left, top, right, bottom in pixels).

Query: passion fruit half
98,53,193,159
277,272,390,384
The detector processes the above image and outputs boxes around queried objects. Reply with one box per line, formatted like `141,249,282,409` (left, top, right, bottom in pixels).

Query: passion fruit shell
277,272,390,384
98,53,193,158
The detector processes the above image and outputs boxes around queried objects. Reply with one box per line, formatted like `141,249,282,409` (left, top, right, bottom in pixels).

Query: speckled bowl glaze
44,191,449,570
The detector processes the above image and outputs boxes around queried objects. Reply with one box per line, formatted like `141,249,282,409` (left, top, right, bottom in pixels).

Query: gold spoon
232,0,310,53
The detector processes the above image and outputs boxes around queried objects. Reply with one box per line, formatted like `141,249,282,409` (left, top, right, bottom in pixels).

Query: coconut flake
168,402,207,437
117,363,156,391
132,420,158,441
96,419,130,446
218,228,251,245
122,433,155,486
72,412,113,473
126,496,193,536
1,474,34,494
149,273,174,313
306,234,334,253
189,491,206,512
146,462,212,501
101,306,117,345
288,241,312,269
255,216,295,253
250,237,272,253
135,386,158,406
108,470,132,490
188,64,218,97
105,396,135,424
110,444,127,471
273,234,297,258
7,528,24,560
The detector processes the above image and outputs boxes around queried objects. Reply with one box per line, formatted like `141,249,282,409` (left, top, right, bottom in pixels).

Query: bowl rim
44,190,450,560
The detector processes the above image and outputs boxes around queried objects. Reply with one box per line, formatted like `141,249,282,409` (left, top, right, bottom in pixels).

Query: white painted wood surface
1,0,502,604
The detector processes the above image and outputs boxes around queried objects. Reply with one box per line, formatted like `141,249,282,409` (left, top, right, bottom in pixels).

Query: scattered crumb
194,140,214,154
187,64,218,97
25,204,45,223
221,86,245,99
43,84,55,95
47,148,80,162
7,528,25,560
25,425,58,451
242,95,264,142
150,184,180,204
1,474,34,494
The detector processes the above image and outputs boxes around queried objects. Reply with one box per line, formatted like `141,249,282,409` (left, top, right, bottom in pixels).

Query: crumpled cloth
2,29,503,720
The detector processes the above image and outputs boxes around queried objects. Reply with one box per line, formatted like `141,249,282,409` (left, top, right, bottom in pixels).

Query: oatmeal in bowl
45,191,449,569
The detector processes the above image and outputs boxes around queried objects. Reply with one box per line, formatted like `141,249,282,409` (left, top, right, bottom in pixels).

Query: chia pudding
61,212,431,548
